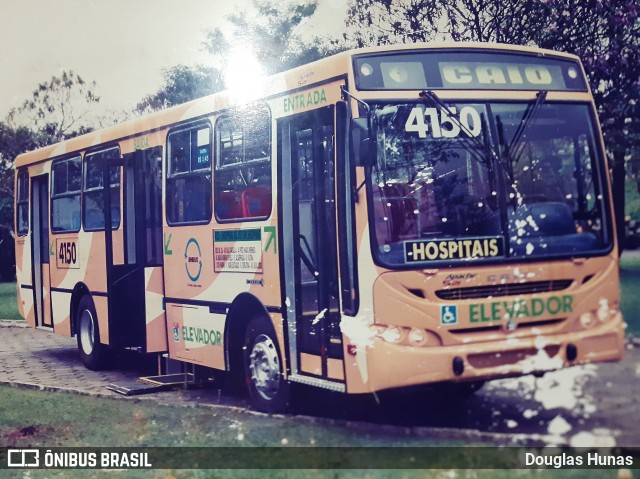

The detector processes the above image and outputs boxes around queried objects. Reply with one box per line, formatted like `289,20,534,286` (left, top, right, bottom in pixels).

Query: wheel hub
79,310,95,355
249,334,281,401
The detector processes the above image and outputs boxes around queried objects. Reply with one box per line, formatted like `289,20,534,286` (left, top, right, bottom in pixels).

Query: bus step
106,373,195,396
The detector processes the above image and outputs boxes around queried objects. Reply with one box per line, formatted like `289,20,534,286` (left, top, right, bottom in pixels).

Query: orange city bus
14,43,624,412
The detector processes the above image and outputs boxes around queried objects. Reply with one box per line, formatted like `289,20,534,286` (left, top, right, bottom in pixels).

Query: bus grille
449,318,565,335
435,280,573,300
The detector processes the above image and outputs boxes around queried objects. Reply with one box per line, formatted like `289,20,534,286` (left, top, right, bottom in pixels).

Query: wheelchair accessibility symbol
440,305,458,325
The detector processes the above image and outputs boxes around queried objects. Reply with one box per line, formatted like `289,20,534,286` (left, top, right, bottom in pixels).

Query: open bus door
106,147,165,351
31,175,52,328
279,106,346,390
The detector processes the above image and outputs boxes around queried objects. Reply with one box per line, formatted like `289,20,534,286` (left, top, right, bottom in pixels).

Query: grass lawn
620,254,640,336
0,385,631,479
0,281,20,320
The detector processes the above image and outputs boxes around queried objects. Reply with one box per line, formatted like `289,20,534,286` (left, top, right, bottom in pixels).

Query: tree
215,0,325,74
346,0,640,249
0,123,40,230
346,0,444,47
535,1,640,248
135,64,225,115
1,71,102,231
8,70,100,145
137,0,333,113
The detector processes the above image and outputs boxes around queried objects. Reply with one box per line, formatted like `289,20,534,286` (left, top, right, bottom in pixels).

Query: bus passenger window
166,123,213,225
83,147,121,231
16,169,29,236
51,156,82,233
215,107,272,222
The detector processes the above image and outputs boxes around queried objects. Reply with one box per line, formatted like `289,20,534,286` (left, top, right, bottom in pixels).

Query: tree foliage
346,0,443,46
1,71,101,230
135,65,225,115
137,0,332,113
8,70,100,145
0,123,39,229
216,0,324,74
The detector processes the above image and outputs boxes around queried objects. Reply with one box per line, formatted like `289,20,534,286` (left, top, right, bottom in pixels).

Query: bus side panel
210,219,282,306
163,226,213,301
51,290,72,336
15,237,35,327
340,171,381,394
48,232,101,338
19,288,35,327
165,303,226,369
93,294,109,346
81,232,108,294
49,232,103,296
42,263,52,327
145,266,168,353
163,223,282,306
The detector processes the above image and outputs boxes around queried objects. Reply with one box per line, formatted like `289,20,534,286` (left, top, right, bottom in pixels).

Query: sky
0,0,347,119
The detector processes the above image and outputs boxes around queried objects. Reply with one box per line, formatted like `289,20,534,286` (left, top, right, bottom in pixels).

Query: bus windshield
369,102,611,267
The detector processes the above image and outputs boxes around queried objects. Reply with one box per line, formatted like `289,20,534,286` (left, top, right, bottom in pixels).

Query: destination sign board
354,50,587,92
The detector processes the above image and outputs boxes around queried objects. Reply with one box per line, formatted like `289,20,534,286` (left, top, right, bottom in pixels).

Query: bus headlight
596,299,618,322
380,325,403,344
408,327,427,346
370,324,442,347
580,312,596,329
369,324,386,336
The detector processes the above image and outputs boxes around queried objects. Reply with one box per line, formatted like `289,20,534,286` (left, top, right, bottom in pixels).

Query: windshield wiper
418,90,497,167
508,90,548,166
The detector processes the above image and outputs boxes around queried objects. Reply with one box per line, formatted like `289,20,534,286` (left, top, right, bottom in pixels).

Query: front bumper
358,312,624,393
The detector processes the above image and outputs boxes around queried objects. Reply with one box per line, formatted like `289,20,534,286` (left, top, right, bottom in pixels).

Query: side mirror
351,117,372,167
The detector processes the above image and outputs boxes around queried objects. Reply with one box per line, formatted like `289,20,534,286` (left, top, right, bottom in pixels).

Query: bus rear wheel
243,316,289,413
76,295,109,371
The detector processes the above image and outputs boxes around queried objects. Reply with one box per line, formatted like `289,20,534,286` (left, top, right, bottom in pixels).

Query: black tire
243,316,289,413
76,295,109,370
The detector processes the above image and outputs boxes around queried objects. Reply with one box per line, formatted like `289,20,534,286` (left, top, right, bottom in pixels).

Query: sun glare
224,45,267,104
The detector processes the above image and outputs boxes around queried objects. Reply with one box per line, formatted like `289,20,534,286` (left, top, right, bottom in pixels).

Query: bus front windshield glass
370,102,610,266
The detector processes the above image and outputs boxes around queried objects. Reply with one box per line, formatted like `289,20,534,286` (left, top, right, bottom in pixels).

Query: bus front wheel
76,295,109,371
243,316,289,413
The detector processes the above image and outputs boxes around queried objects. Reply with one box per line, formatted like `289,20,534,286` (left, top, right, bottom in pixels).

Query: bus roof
15,42,580,169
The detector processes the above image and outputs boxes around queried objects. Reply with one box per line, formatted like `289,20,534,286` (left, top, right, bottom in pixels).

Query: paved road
1,323,638,446
0,323,216,408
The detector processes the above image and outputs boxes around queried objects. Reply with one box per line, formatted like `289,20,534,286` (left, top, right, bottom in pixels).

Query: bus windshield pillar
336,100,359,316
